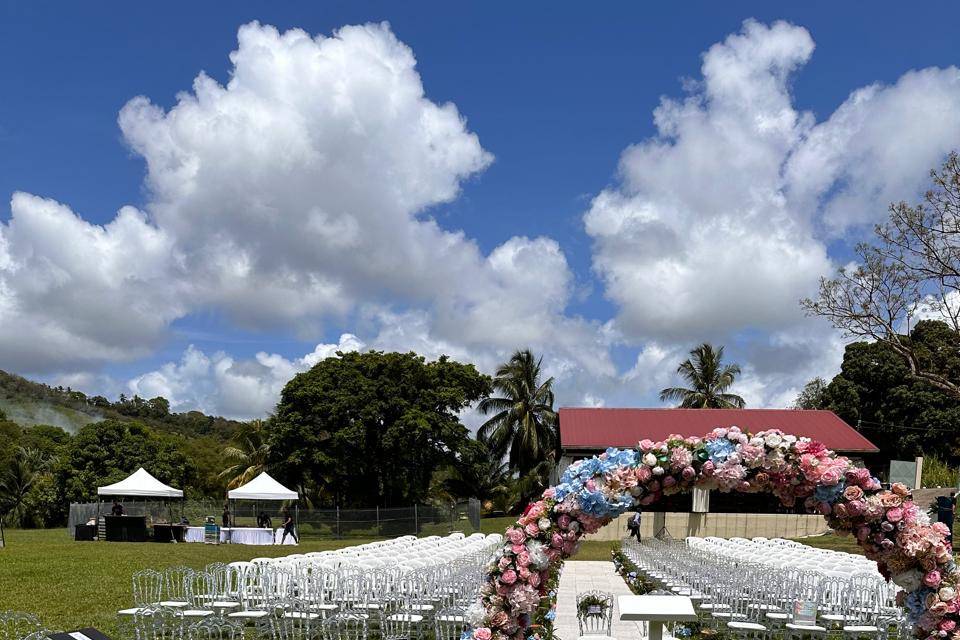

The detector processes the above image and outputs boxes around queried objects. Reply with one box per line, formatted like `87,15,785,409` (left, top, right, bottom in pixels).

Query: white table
618,595,697,640
184,526,205,543
182,526,297,545
222,527,274,545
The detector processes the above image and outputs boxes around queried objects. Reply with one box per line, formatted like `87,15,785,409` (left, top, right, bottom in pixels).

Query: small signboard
889,459,920,489
793,600,817,625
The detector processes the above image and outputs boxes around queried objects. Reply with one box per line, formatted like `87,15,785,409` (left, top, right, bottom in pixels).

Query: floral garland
465,427,955,640
611,548,657,595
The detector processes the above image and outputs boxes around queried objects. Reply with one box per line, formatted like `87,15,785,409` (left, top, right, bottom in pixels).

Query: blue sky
2,2,959,419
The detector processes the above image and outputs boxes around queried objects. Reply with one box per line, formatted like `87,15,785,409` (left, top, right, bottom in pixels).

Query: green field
0,529,376,636
0,522,615,636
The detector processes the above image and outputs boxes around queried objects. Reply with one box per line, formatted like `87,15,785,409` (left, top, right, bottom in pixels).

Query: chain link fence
68,498,480,539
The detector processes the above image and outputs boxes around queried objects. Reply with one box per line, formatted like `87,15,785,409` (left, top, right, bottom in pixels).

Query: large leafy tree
56,419,194,504
477,350,558,477
268,351,490,507
808,320,960,463
219,419,271,490
659,343,746,408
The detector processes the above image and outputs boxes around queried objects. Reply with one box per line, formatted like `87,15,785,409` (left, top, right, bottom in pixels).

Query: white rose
783,435,796,444
727,453,741,465
749,437,764,447
764,434,782,447
642,453,657,467
538,517,551,531
652,466,664,476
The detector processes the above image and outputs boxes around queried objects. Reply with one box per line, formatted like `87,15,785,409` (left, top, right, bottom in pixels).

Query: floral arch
467,427,954,640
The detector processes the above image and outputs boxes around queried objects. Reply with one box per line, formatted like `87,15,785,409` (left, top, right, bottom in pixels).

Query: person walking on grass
280,506,298,545
627,508,642,541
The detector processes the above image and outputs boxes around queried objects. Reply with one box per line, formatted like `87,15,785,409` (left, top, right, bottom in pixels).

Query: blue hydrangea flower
814,479,846,504
704,437,736,464
604,447,638,468
545,610,556,621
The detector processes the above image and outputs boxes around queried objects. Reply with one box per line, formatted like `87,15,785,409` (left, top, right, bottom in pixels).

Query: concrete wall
586,511,831,541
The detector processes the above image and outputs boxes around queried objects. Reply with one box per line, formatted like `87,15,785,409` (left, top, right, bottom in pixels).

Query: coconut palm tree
478,349,558,476
0,447,42,524
219,419,271,490
659,343,746,409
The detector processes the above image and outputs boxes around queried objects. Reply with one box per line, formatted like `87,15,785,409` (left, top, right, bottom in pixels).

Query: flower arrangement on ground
465,427,953,640
610,547,656,595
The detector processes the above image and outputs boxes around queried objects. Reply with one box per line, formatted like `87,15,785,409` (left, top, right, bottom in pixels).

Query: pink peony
886,507,904,523
925,571,943,588
891,482,911,497
636,466,652,482
638,439,654,451
506,528,526,545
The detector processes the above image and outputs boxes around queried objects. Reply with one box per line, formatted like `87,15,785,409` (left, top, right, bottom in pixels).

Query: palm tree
219,419,271,490
442,435,512,505
0,447,42,524
478,349,558,476
659,343,746,409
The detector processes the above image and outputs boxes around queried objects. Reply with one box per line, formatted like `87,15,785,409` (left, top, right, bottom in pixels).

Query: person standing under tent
111,500,125,516
280,507,298,545
222,504,231,543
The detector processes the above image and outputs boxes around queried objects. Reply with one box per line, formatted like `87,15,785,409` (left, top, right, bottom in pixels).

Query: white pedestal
618,596,697,640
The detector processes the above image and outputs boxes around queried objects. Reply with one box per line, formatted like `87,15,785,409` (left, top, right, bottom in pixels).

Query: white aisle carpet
554,560,676,640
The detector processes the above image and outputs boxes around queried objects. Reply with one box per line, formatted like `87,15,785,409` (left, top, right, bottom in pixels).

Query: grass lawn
0,528,374,636
790,532,867,554
0,518,619,636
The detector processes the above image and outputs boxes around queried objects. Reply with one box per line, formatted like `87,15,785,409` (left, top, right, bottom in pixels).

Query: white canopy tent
98,468,184,498
227,472,297,501
227,472,298,543
96,468,184,541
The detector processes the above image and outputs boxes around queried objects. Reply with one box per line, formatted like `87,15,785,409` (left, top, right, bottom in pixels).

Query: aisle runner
555,561,676,640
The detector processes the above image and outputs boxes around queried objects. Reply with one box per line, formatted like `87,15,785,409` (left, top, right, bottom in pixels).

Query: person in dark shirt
111,501,125,516
257,512,272,529
937,493,956,546
280,507,298,545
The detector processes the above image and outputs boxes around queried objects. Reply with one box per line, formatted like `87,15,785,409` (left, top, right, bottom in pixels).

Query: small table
618,595,697,640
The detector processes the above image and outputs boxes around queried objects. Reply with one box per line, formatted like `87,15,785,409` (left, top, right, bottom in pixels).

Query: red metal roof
558,408,879,453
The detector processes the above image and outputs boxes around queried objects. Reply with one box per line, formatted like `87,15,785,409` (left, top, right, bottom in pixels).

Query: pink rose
490,612,509,629
542,487,556,499
832,503,848,518
499,556,511,569
925,571,943,588
524,523,539,537
636,466,652,482
891,483,911,497
940,621,956,633
528,572,540,587
500,569,518,585
638,439,654,451
551,533,563,548
557,515,571,529
681,466,696,481
515,551,530,567
506,528,526,545
886,507,904,523
843,485,864,501
511,544,524,554
662,476,677,488
475,629,492,640
518,567,530,580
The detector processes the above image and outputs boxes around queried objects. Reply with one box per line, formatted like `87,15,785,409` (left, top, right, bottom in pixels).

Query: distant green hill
0,394,102,433
0,369,244,438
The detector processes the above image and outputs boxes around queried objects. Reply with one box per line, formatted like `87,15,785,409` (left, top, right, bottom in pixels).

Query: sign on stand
793,600,818,625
